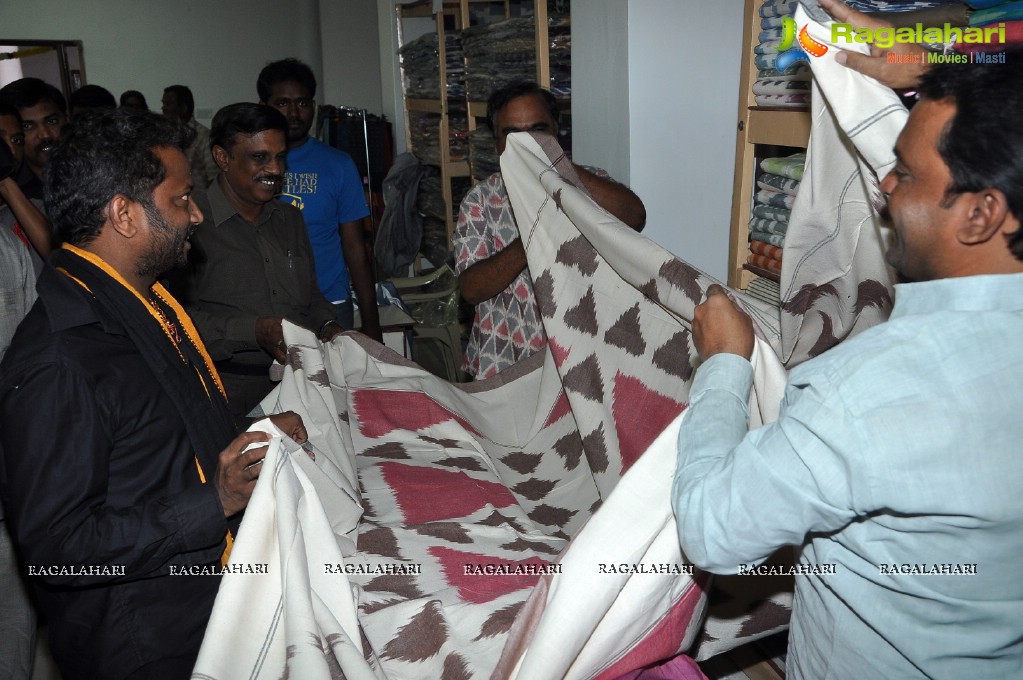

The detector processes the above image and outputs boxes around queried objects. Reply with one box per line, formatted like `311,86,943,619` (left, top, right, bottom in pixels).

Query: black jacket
0,264,233,680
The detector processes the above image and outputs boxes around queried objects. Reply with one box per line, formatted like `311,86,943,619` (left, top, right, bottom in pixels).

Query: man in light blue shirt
673,55,1023,678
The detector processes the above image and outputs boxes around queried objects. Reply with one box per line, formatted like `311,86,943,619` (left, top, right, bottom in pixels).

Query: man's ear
212,145,230,172
957,188,1011,246
106,194,137,239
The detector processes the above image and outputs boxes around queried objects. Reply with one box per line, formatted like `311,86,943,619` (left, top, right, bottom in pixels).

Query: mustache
186,223,199,239
34,140,56,156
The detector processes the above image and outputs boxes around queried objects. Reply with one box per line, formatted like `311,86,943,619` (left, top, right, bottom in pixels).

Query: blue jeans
333,299,355,330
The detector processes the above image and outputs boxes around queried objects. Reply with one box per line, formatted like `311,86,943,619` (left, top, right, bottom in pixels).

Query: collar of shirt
36,263,128,336
891,272,1023,318
205,178,281,229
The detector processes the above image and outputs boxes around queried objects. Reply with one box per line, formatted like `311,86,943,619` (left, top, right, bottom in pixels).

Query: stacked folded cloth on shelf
959,0,1023,53
548,14,572,97
462,17,538,101
399,31,465,100
748,153,805,279
407,110,468,166
756,0,811,107
844,0,971,10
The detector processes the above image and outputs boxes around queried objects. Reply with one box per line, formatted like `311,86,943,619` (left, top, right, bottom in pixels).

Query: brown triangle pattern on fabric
589,498,603,515
553,431,584,470
564,287,599,336
380,600,448,662
659,259,704,305
652,331,695,381
476,510,527,534
511,477,557,502
563,353,604,403
581,422,610,473
533,269,558,317
807,311,839,358
528,503,577,527
434,456,487,472
473,601,525,641
419,435,462,449
357,525,404,559
500,538,562,556
854,278,893,314
317,633,348,680
339,410,350,423
555,235,600,276
363,442,411,459
639,278,661,304
735,599,792,639
500,451,543,475
308,369,331,389
552,187,565,213
603,304,646,356
360,596,405,615
363,573,425,600
441,651,473,680
414,522,473,544
781,282,840,316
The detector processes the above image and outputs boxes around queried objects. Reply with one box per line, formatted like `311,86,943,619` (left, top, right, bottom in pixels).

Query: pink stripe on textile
594,571,711,680
612,372,686,473
378,462,517,524
428,545,551,604
614,654,708,680
353,388,483,438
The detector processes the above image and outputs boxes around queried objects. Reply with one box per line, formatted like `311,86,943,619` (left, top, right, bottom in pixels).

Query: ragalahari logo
775,16,828,71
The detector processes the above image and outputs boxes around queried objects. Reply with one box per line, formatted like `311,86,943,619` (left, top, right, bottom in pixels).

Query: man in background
453,81,646,379
0,104,40,680
162,84,218,189
68,84,116,118
0,102,54,268
0,77,67,201
257,58,381,342
174,103,344,418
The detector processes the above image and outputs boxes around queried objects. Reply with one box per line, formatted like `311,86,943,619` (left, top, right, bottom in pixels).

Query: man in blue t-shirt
257,59,381,341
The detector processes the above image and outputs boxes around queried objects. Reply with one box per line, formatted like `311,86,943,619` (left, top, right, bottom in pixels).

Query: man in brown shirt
174,103,342,418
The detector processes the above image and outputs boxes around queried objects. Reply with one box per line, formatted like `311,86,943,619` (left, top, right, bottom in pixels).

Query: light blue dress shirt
673,273,1023,679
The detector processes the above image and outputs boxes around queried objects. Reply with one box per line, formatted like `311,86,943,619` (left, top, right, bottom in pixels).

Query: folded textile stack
756,0,811,107
747,153,805,280
463,17,538,101
961,0,1023,53
408,110,468,166
844,0,968,10
416,171,471,265
549,14,571,96
399,31,465,100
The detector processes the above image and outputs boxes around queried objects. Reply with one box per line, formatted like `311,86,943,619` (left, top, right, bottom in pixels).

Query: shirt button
272,289,277,296
265,258,270,263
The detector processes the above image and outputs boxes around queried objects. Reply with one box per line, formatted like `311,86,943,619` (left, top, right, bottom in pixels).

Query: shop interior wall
0,0,382,125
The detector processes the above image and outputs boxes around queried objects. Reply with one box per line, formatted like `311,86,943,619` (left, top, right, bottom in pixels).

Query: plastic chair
388,265,468,382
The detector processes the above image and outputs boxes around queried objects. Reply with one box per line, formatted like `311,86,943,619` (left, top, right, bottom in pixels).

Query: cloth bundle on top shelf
960,0,1023,53
755,0,811,107
548,14,572,97
399,31,465,100
747,153,805,280
462,17,538,102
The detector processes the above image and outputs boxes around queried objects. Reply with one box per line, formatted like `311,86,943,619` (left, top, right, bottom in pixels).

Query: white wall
623,0,744,281
0,0,382,125
320,0,384,113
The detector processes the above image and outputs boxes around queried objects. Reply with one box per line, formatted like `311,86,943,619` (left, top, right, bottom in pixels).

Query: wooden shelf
727,0,810,291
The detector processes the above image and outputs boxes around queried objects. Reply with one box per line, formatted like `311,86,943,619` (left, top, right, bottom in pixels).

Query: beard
135,201,193,279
